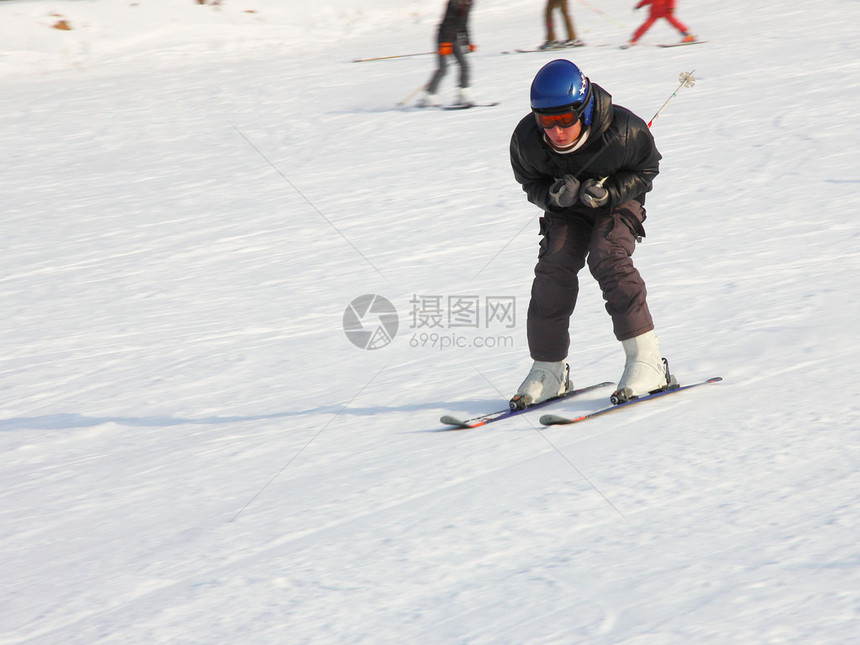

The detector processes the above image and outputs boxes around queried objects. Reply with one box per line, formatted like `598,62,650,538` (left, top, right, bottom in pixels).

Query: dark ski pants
545,0,577,42
427,44,470,93
527,201,654,362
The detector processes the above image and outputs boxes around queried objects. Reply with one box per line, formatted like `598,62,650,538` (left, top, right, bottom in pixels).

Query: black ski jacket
437,0,472,45
509,82,661,217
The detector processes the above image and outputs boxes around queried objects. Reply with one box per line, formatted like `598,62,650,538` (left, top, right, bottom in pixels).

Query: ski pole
396,83,428,107
574,0,626,29
594,70,696,186
648,70,696,128
352,52,434,63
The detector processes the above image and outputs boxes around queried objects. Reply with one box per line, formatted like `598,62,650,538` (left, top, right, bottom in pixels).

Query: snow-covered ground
2,0,859,642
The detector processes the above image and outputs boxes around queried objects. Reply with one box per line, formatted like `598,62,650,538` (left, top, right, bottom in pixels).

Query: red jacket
635,0,675,15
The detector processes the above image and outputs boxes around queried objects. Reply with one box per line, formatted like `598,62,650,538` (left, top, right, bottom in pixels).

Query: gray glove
579,178,610,208
548,175,581,208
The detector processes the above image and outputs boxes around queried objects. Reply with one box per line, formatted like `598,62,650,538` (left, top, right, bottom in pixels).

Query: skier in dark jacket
417,0,475,107
509,59,672,409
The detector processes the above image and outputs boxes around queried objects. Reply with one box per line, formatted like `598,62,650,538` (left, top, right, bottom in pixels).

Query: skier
509,59,671,409
627,0,695,46
540,0,583,50
416,0,476,108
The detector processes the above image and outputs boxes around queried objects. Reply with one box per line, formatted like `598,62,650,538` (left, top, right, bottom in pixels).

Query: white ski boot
611,330,673,404
510,360,570,410
416,91,440,108
454,86,474,108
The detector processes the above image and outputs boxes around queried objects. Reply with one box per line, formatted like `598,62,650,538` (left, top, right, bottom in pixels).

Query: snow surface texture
2,0,860,643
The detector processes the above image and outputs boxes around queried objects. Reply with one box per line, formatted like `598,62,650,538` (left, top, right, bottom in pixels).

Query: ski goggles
533,111,580,129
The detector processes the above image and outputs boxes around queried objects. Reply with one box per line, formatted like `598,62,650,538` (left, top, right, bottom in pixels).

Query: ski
502,43,590,54
657,40,706,48
620,41,705,49
442,102,499,110
439,381,613,429
404,102,499,111
540,377,722,426
353,52,434,63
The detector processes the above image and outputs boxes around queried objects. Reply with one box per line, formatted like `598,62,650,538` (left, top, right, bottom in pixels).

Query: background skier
540,0,582,50
417,0,475,107
509,59,671,409
628,0,695,46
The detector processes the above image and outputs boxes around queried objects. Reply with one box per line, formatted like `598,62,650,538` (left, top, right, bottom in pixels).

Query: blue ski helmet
530,59,595,126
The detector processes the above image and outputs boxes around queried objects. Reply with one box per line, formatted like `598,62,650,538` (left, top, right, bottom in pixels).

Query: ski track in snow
2,0,860,643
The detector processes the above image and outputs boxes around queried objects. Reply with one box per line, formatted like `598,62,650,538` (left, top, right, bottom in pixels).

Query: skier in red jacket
627,0,695,47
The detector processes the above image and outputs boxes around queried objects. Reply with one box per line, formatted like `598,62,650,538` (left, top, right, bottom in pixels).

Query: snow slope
2,0,860,642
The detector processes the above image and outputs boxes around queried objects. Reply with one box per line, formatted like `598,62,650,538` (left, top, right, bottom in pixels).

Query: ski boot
510,360,570,410
416,91,440,108
453,87,474,108
611,330,677,404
